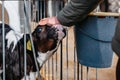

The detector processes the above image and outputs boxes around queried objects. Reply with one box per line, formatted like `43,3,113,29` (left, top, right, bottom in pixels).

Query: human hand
39,17,66,40
6,30,23,52
39,17,66,38
39,17,60,26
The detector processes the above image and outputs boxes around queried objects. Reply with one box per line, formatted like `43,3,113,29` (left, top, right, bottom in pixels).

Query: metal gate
0,0,117,80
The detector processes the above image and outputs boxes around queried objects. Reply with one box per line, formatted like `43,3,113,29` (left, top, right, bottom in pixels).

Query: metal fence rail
1,1,5,80
0,0,117,80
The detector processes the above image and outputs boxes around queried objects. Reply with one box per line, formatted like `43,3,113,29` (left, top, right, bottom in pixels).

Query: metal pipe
86,67,89,80
47,0,55,17
2,1,5,80
56,51,58,80
74,44,76,80
23,0,41,80
96,68,98,80
48,60,50,80
24,16,27,80
81,65,83,80
77,62,79,80
60,42,63,80
52,57,54,80
66,29,68,80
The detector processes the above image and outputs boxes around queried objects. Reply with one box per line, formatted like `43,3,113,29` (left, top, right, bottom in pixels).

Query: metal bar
43,0,46,17
2,1,5,80
73,24,78,80
81,65,83,80
96,68,98,80
60,41,63,80
37,1,47,78
47,0,53,17
56,51,58,80
48,60,50,80
44,64,46,78
66,29,68,80
55,0,59,15
36,0,40,21
86,67,89,80
52,57,54,80
24,16,27,80
39,0,43,19
28,0,31,22
77,62,79,80
74,45,76,80
23,0,41,80
23,1,29,80
47,0,51,79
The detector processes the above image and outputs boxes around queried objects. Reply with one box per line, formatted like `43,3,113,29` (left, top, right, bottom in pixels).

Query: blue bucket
75,16,117,68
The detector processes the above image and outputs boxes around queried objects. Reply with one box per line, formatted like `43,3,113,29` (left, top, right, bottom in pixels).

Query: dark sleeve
111,17,120,57
113,17,120,41
57,0,102,26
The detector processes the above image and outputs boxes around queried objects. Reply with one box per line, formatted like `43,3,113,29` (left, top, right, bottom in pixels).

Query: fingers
39,17,60,26
39,18,48,25
54,24,64,30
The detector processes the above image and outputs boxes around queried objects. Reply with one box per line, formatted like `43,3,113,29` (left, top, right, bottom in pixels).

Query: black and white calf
0,23,66,80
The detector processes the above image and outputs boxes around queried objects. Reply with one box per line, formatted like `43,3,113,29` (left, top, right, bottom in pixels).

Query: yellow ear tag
27,40,32,51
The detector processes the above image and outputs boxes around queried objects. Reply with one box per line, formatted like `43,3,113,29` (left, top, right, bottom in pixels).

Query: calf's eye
36,27,42,33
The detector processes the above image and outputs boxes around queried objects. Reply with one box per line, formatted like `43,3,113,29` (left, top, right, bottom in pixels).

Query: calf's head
32,24,66,53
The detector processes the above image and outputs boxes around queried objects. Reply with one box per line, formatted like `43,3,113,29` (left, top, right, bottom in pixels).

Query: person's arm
57,0,102,26
39,0,102,26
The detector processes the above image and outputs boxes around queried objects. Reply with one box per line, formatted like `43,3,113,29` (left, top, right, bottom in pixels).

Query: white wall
0,1,21,32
